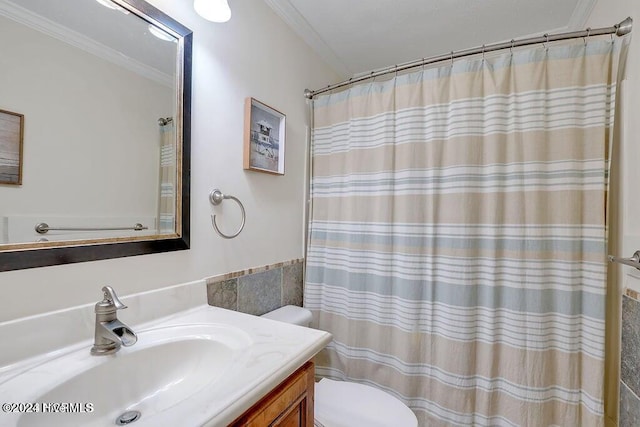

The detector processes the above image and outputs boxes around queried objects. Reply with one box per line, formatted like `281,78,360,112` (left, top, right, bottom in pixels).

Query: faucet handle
101,286,127,310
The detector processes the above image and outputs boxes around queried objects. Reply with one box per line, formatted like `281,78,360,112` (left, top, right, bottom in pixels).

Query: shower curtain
306,37,624,426
158,118,176,233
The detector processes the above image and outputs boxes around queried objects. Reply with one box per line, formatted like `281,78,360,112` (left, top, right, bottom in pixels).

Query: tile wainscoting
621,288,640,426
206,259,304,316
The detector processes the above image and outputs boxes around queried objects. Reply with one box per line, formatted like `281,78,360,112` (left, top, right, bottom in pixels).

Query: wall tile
206,259,305,316
282,261,304,307
620,381,640,427
622,295,640,396
238,269,282,316
207,279,238,311
205,259,304,284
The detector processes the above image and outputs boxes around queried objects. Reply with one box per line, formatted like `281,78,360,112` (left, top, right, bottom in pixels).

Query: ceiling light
193,0,231,23
149,24,176,42
94,0,129,14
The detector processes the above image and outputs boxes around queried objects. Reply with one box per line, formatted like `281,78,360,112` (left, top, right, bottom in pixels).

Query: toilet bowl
261,306,418,427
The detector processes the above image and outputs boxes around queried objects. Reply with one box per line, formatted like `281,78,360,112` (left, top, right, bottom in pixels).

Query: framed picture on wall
0,109,24,185
243,98,285,175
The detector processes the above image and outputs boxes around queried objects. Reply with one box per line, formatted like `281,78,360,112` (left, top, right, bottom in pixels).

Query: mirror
0,0,191,271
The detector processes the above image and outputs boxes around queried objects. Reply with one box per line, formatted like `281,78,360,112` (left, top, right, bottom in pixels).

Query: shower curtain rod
304,17,632,99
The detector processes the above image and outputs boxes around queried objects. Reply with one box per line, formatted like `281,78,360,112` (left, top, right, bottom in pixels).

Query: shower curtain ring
584,28,591,46
510,39,515,55
543,33,549,51
450,51,454,67
482,44,485,61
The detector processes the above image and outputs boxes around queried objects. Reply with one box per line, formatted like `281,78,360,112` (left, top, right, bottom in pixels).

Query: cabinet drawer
231,361,314,427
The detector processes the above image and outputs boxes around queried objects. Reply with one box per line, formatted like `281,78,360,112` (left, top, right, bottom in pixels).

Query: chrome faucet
90,286,137,356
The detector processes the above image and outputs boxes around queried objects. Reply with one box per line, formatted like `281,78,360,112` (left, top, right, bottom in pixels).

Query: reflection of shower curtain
158,118,176,233
306,38,624,426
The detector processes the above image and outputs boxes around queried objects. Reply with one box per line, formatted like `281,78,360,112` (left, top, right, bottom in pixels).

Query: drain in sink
115,410,142,425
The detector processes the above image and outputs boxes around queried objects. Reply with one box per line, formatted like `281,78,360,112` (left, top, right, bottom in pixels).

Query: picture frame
0,109,24,185
243,98,285,175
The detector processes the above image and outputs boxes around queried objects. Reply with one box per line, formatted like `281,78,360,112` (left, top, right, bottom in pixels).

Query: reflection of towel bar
608,250,640,270
209,189,246,239
35,223,148,234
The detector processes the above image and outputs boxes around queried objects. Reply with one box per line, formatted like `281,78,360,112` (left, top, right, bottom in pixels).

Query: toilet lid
314,379,418,427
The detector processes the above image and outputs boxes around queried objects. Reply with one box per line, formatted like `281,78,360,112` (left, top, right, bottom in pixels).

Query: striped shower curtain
306,37,624,426
158,118,176,233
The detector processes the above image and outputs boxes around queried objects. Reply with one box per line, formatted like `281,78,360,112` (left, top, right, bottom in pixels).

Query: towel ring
209,189,246,239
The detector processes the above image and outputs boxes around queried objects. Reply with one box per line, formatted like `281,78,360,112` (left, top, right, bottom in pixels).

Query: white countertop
0,304,332,427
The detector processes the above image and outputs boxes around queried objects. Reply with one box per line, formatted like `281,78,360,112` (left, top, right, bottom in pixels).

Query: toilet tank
261,305,313,327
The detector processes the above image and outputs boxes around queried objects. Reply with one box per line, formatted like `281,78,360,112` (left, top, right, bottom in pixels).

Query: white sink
2,324,252,427
0,305,332,427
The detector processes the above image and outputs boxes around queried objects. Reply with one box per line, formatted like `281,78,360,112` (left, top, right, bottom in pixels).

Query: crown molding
263,0,351,77
0,0,173,87
567,0,598,30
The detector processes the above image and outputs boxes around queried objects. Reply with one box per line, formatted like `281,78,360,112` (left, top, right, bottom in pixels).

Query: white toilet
261,305,418,427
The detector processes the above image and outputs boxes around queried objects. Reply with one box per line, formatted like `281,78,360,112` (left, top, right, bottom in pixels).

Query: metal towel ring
209,189,246,239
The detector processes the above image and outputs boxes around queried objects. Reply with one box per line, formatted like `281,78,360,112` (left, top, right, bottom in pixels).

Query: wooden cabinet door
231,361,315,427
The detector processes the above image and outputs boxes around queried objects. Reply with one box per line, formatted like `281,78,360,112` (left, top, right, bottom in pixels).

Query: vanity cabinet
231,361,315,427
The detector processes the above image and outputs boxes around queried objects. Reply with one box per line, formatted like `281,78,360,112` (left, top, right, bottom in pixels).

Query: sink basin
0,304,332,427
1,324,251,427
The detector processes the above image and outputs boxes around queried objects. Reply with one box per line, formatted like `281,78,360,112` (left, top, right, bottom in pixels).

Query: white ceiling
264,0,599,77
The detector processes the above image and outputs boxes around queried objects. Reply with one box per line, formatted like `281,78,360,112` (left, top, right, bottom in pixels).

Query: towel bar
608,251,640,270
35,223,148,234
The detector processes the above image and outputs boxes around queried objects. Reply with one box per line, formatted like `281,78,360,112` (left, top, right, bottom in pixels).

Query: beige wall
0,0,340,321
587,2,639,425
